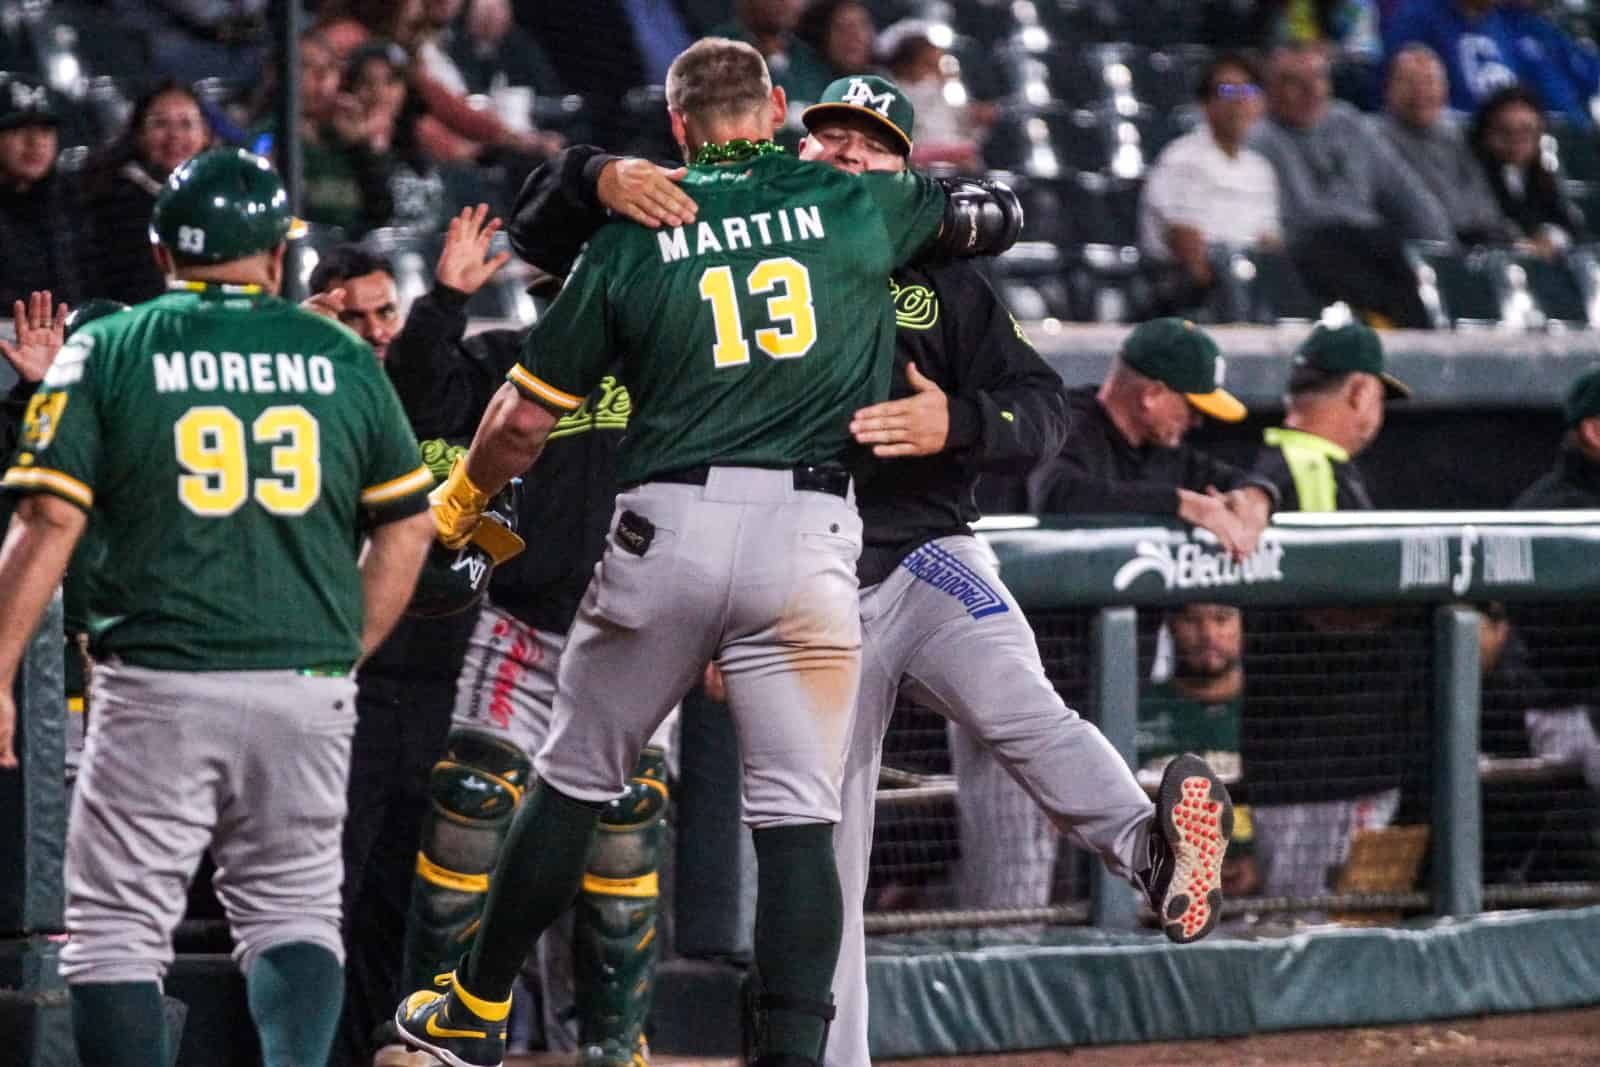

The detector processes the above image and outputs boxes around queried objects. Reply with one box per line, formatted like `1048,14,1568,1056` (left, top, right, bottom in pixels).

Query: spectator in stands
879,19,992,172
1373,44,1519,247
81,81,213,306
107,0,268,87
1244,315,1422,902
1253,314,1410,511
1251,42,1451,327
795,0,877,79
253,31,394,236
1024,319,1278,557
0,76,87,311
317,0,564,165
344,41,448,234
711,0,837,107
444,0,565,101
1139,602,1260,898
1477,600,1547,758
1470,85,1584,258
1386,0,1600,124
1139,52,1282,310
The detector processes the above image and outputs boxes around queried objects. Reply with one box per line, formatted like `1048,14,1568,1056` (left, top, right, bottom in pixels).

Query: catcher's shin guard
574,746,670,1067
402,729,532,992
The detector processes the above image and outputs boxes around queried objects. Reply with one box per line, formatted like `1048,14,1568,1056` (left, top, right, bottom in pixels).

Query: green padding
0,593,66,934
865,908,1600,1058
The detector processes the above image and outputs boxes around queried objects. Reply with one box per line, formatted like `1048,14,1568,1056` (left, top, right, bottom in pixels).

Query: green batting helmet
149,147,302,264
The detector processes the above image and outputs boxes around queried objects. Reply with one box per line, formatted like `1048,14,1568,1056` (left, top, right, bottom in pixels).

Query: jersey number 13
697,256,817,368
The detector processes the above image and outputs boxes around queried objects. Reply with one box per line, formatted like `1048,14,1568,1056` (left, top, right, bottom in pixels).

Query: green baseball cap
1120,318,1246,423
1292,321,1411,399
801,75,915,155
1563,367,1600,426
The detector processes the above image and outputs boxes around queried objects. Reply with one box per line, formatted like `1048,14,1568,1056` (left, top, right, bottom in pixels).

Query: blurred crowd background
6,0,1600,331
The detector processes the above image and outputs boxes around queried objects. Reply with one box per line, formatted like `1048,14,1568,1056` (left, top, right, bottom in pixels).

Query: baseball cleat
1142,753,1233,944
393,970,508,1067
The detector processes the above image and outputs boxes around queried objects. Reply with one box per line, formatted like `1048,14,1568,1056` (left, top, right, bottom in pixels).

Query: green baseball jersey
509,151,945,485
3,284,431,672
1136,681,1242,765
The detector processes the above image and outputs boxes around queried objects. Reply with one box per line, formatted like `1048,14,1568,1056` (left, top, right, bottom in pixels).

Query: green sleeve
510,237,616,414
859,170,947,269
357,350,432,525
0,332,102,511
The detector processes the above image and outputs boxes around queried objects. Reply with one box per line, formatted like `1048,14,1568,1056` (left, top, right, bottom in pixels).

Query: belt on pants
635,464,851,498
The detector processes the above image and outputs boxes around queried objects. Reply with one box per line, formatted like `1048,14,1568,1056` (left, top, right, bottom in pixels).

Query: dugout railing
862,512,1600,937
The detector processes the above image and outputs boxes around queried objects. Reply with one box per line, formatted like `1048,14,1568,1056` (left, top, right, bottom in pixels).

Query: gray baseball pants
534,467,863,828
827,536,1153,1066
59,661,356,985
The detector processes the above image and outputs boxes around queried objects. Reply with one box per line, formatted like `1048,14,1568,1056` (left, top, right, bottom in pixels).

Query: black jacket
1513,448,1600,510
81,162,168,305
1023,387,1277,515
0,169,89,309
507,145,1070,587
383,284,623,637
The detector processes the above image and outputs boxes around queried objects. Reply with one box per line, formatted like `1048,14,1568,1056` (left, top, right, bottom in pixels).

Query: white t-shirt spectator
1139,126,1281,262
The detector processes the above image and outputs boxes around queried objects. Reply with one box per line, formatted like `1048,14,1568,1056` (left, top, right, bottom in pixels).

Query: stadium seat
1510,253,1593,328
1071,171,1142,248
1068,243,1152,322
1121,0,1205,46
1044,108,1114,174
991,241,1074,320
1209,247,1323,324
1009,174,1074,245
1408,243,1509,328
1553,119,1600,183
1045,45,1108,107
1116,47,1195,113
1035,0,1126,44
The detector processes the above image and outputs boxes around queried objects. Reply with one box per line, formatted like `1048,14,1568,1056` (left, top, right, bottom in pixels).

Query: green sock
246,942,343,1066
465,780,601,998
752,823,843,1062
71,981,168,1067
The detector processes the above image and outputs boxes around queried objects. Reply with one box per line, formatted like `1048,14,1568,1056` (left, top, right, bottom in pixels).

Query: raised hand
0,291,69,383
435,204,513,296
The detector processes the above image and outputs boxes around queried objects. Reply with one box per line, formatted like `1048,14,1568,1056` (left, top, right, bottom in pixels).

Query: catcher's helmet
406,479,523,619
64,298,130,337
150,147,301,264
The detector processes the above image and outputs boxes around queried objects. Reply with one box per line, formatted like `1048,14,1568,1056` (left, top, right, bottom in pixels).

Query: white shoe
374,1044,446,1067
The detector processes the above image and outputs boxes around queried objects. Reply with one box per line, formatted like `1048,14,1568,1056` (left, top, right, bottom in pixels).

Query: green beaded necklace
691,139,786,166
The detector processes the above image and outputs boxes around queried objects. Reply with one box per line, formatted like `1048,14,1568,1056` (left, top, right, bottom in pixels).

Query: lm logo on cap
8,81,46,113
842,78,896,117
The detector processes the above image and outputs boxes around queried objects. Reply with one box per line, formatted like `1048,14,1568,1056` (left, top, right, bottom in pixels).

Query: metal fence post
1433,604,1482,918
1091,606,1139,930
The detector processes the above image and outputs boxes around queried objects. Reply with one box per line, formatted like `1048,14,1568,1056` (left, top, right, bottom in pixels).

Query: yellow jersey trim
451,974,512,1021
507,364,584,412
361,465,433,506
2,466,93,509
582,871,660,898
415,853,489,894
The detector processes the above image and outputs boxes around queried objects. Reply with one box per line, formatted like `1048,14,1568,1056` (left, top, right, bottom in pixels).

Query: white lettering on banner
1400,534,1451,590
1112,536,1285,593
1452,526,1478,596
1483,533,1536,585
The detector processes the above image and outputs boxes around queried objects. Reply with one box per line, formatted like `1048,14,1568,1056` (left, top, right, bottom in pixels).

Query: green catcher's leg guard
574,746,669,1067
401,729,533,993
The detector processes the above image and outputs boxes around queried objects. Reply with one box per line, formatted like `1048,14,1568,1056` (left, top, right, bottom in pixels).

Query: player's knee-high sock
752,823,843,1062
246,941,343,1066
463,780,602,999
71,981,169,1067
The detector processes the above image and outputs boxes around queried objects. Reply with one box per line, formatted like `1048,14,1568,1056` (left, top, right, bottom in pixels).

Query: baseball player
393,38,1019,1067
369,206,672,1067
0,148,436,1067
514,75,1235,1067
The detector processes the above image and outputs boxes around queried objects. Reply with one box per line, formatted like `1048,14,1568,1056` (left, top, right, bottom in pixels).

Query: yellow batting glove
430,457,492,549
